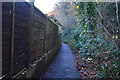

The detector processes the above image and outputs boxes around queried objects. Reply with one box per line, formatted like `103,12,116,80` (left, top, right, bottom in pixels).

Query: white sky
34,0,58,14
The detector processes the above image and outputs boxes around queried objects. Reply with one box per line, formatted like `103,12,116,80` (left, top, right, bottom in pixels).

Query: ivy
72,2,120,79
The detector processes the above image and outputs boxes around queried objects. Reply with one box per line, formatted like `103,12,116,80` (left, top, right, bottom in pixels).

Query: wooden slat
2,2,12,77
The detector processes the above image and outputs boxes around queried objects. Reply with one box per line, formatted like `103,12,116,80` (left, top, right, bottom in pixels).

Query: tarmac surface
41,43,80,78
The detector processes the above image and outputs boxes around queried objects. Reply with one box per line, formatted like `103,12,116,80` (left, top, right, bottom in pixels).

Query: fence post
10,2,15,78
0,1,2,77
43,17,46,56
28,1,34,65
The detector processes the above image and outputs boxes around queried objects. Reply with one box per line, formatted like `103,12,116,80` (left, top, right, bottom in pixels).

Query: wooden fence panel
2,2,60,78
2,2,13,77
12,2,29,76
29,7,46,63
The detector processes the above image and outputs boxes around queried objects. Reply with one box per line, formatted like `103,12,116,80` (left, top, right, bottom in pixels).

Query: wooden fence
1,2,61,78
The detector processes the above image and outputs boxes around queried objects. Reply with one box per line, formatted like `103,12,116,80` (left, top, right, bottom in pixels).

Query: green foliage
61,2,120,78
71,2,120,79
60,2,120,79
62,29,76,49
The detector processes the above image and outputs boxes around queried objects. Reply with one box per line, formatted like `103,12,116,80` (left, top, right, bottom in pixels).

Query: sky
34,0,58,14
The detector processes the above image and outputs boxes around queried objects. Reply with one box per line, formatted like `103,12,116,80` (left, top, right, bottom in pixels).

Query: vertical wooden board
45,21,48,53
44,19,51,53
53,24,58,48
29,7,46,62
12,2,29,76
47,22,51,52
29,10,39,62
35,9,45,57
29,41,38,62
0,1,2,77
41,40,44,54
49,22,53,51
38,23,45,56
38,40,43,56
2,2,13,76
48,22,50,52
52,24,55,48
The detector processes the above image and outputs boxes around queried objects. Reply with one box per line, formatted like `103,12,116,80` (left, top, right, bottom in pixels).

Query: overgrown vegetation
62,2,120,79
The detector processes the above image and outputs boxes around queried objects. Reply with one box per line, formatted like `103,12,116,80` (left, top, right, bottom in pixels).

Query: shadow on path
41,43,80,78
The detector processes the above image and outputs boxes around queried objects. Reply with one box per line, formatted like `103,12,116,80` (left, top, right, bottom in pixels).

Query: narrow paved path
41,43,80,78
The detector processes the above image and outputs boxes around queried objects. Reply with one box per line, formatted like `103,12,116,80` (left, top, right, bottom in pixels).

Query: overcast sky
34,0,57,14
